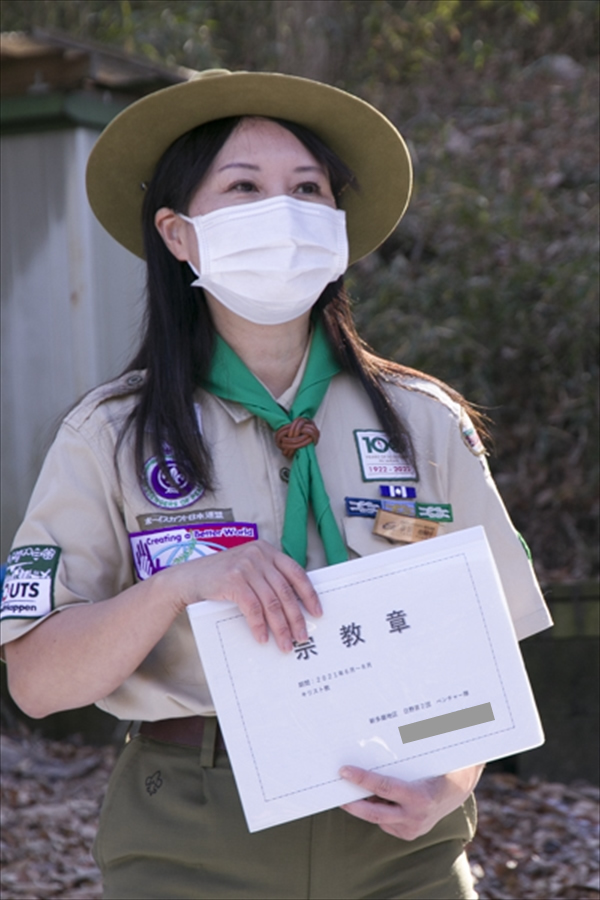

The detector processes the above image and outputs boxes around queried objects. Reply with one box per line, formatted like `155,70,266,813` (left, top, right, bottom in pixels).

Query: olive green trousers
94,730,478,900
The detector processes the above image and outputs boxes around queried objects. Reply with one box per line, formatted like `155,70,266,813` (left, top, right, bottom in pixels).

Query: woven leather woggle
274,418,320,458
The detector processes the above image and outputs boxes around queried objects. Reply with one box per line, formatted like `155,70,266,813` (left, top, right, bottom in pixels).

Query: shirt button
279,467,291,483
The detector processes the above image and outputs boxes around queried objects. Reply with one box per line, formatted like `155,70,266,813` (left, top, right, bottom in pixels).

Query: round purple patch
142,456,204,509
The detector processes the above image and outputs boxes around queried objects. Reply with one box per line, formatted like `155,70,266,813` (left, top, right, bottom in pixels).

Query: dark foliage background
1,0,598,583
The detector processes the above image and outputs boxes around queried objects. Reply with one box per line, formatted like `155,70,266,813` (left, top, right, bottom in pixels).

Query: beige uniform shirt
1,366,551,720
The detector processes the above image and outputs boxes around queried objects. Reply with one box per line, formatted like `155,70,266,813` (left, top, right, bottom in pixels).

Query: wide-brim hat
86,69,412,265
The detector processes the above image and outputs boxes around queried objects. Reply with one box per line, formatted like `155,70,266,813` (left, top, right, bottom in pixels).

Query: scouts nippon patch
129,522,258,581
1,545,61,620
142,456,205,509
354,431,417,481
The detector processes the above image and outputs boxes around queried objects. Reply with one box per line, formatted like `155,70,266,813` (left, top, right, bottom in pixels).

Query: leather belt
139,715,226,749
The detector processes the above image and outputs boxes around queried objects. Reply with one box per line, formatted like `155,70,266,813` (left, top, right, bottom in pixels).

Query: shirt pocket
342,516,396,559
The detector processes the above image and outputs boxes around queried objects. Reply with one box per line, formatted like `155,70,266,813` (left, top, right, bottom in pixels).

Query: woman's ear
154,208,196,264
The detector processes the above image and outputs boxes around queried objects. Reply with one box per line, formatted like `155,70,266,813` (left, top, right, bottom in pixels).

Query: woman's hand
5,539,320,718
165,539,322,652
339,764,484,841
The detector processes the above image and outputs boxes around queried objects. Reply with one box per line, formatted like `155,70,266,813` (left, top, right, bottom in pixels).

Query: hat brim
86,71,412,265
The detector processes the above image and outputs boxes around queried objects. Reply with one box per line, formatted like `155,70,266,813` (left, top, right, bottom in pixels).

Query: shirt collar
201,332,313,423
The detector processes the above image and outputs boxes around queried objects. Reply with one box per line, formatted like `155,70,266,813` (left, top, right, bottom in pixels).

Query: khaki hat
86,69,412,265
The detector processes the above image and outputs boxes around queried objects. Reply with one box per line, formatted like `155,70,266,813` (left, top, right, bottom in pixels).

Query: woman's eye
296,182,321,195
230,181,257,193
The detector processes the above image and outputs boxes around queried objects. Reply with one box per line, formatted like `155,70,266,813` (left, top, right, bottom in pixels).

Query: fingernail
282,638,293,653
339,767,352,779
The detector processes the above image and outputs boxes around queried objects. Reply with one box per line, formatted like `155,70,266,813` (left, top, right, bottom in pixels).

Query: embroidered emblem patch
379,485,417,499
381,500,454,522
345,497,382,518
1,545,60,620
354,431,417,481
129,522,258,581
142,456,204,509
416,502,453,523
460,411,486,457
381,499,416,517
145,771,163,796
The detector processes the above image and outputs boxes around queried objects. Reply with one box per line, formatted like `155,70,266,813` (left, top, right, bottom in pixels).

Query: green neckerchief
203,322,348,568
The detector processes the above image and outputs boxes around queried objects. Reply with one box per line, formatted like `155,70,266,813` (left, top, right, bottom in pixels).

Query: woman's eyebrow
295,165,326,174
217,163,325,174
217,162,260,172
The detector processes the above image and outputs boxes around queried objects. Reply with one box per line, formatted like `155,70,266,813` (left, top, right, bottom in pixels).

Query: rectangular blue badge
381,499,416,517
345,497,382,518
380,485,417,499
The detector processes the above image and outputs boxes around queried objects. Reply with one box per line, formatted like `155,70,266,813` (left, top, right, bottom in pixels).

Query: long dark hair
117,115,486,491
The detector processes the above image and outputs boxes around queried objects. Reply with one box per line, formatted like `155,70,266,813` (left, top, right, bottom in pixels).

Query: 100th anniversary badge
354,431,417,481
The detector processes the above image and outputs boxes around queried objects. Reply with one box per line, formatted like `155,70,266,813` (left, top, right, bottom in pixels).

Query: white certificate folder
187,526,544,832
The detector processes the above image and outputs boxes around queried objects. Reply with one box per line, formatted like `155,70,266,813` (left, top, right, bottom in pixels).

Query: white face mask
180,195,349,325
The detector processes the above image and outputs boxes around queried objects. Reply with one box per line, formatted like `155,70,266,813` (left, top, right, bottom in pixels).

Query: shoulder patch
1,545,61,620
460,409,486,457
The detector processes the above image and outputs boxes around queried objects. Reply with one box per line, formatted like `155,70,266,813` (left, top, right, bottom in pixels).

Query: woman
1,71,551,899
